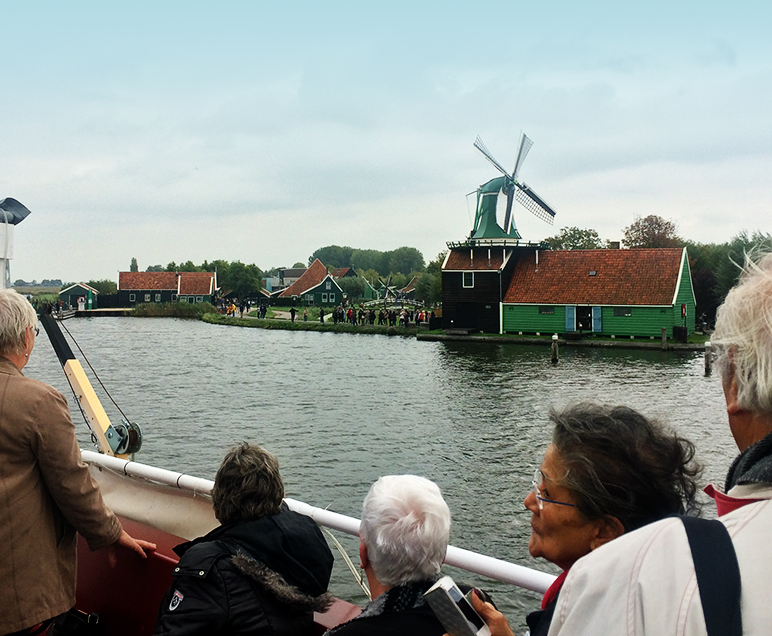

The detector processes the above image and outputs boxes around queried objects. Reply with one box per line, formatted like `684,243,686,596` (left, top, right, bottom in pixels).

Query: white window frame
129,293,136,302
462,272,474,288
155,293,161,302
144,293,151,302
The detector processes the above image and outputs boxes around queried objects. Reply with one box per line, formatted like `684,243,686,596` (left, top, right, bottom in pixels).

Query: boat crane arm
38,310,141,458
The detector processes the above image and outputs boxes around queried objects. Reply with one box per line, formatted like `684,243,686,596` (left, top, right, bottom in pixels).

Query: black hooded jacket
154,509,334,636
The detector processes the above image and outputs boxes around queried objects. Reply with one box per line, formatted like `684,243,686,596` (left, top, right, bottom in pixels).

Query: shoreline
203,313,708,351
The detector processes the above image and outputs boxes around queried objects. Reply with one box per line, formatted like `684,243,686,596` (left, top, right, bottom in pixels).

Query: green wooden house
278,259,343,306
59,283,99,309
502,247,696,338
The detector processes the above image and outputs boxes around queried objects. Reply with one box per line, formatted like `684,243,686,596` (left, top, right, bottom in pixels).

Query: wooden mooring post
551,334,559,364
661,327,667,350
704,341,712,375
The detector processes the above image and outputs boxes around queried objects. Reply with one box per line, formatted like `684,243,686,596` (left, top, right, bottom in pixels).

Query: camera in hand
423,575,491,636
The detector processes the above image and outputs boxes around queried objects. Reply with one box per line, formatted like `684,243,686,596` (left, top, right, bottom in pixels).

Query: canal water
26,317,733,629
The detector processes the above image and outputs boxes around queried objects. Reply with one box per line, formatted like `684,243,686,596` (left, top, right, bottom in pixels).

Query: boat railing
82,450,555,594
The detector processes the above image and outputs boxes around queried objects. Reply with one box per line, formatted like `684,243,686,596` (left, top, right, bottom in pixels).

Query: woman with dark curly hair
470,402,701,636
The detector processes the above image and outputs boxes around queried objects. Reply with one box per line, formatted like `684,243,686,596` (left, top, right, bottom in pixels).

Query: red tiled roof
503,248,685,305
400,275,419,293
279,259,329,297
179,272,216,295
443,248,509,271
119,271,216,294
119,272,178,290
331,267,353,279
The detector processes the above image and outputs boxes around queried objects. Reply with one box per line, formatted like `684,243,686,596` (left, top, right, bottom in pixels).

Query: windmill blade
473,136,511,178
503,183,515,234
512,133,533,182
515,183,557,225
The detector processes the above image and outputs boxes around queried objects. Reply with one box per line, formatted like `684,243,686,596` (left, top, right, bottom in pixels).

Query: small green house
59,283,99,309
502,247,696,338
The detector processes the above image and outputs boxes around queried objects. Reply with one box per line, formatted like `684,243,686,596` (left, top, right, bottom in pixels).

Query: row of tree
545,215,772,320
308,245,425,277
107,215,769,315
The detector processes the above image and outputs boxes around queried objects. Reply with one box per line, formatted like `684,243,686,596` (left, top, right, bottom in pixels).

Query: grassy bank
202,313,418,336
134,302,218,317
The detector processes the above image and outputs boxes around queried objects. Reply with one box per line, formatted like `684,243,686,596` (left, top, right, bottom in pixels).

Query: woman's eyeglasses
532,468,577,510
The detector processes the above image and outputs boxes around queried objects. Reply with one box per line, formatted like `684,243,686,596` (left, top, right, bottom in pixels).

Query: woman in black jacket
154,443,334,636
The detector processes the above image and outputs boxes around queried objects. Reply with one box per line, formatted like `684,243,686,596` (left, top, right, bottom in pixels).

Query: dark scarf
174,508,334,597
327,580,435,634
725,429,772,491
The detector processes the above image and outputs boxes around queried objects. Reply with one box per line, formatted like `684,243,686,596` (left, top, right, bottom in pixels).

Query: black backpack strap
681,516,742,636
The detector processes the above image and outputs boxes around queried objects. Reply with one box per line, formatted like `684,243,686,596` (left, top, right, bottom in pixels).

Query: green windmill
470,133,557,240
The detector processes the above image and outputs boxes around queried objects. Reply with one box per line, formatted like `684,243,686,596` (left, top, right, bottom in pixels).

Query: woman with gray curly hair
471,402,701,636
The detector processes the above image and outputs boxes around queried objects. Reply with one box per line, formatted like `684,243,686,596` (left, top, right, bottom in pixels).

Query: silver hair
0,289,38,356
713,251,772,413
360,475,451,587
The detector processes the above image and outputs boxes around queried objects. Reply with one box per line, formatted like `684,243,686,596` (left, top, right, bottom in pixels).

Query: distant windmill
470,133,556,240
0,198,32,289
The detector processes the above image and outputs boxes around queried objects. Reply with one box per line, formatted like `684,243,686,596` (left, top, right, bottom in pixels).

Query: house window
172,294,177,301
129,293,136,302
188,297,195,303
144,294,151,302
613,307,632,317
462,272,474,288
329,293,335,303
196,296,203,302
322,293,328,302
326,281,331,290
538,306,555,315
155,293,161,302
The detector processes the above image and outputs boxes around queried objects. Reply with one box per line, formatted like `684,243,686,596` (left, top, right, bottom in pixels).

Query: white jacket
548,486,772,636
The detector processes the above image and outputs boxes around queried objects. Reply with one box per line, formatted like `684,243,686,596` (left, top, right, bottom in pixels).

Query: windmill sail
473,136,510,177
515,185,556,225
512,133,533,181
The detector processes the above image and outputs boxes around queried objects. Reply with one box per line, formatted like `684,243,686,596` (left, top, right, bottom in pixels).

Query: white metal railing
82,450,555,593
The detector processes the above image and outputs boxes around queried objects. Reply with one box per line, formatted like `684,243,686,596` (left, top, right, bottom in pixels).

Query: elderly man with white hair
539,252,772,636
327,474,487,636
0,290,155,636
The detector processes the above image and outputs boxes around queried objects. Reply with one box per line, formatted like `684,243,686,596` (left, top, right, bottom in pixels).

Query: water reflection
26,318,734,626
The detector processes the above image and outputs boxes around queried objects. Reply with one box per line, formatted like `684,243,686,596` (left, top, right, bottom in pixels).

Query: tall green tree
337,276,366,301
388,247,425,275
714,231,772,304
309,245,353,268
86,279,117,295
145,265,164,272
223,261,263,298
130,257,138,272
414,273,442,305
351,249,389,274
622,215,682,248
426,251,447,275
544,227,606,250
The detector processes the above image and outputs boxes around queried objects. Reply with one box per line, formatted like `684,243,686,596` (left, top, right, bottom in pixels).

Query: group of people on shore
3,250,772,636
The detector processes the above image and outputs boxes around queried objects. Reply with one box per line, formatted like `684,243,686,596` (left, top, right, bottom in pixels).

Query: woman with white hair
327,474,488,636
0,290,154,636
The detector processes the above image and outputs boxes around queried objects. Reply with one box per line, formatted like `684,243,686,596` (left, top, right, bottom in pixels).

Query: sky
1,1,770,283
